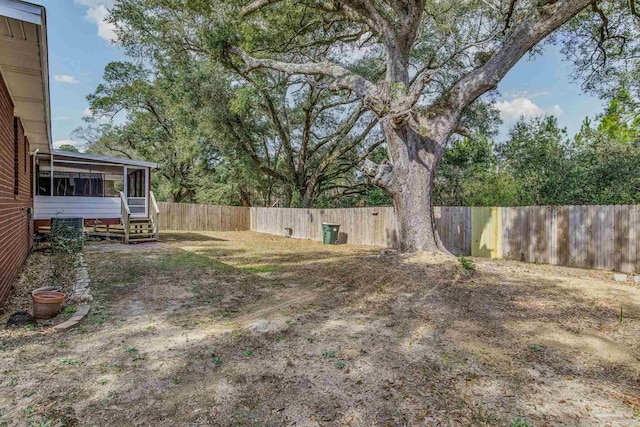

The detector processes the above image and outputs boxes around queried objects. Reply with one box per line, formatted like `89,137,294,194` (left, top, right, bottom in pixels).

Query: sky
36,1,604,150
36,0,123,149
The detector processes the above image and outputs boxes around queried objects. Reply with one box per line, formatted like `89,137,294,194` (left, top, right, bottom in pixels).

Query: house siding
34,196,122,220
0,72,33,304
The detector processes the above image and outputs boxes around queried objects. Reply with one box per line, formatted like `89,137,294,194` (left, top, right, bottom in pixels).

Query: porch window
127,169,145,197
36,162,124,197
126,168,146,214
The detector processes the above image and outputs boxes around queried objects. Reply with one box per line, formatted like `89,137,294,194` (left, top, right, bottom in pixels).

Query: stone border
70,253,93,303
53,253,92,331
53,305,90,330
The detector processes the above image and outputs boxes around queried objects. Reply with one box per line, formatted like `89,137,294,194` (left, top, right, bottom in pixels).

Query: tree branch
361,159,396,193
241,0,391,38
100,140,133,160
453,126,471,137
503,0,518,34
227,46,376,98
631,0,640,18
339,0,397,39
407,71,432,107
315,117,378,178
241,0,282,16
445,0,591,126
307,105,367,159
355,138,385,164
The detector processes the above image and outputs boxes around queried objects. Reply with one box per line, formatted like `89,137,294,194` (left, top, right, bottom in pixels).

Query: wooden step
92,224,153,230
129,232,156,238
92,227,153,234
130,218,152,223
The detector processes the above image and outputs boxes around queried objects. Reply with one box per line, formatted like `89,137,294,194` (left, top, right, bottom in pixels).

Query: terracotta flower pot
32,291,66,319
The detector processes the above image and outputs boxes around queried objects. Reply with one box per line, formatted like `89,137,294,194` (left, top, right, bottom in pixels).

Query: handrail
149,191,160,240
120,191,130,244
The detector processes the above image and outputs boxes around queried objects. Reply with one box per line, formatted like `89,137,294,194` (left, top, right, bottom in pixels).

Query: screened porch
34,151,156,221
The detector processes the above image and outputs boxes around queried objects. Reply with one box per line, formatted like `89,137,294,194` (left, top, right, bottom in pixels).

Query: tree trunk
283,186,293,208
239,187,251,207
300,177,319,208
301,192,312,208
382,121,446,253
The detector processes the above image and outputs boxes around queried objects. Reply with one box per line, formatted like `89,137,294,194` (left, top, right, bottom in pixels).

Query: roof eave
51,149,158,168
0,0,52,152
40,5,52,152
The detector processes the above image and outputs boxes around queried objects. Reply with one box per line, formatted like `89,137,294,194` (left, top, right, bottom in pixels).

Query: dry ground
1,231,639,427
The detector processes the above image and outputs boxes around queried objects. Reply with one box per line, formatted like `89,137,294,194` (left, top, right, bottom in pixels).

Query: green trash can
322,223,340,245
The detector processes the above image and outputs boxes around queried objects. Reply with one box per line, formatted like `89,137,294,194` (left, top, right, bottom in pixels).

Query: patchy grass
1,231,639,426
154,251,233,271
458,254,476,271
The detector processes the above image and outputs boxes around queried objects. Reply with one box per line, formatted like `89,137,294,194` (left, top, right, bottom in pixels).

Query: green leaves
228,86,255,115
435,94,640,208
201,19,241,62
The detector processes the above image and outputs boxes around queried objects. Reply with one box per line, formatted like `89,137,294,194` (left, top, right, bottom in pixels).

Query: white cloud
54,115,70,121
53,139,83,151
75,1,117,43
86,5,117,42
54,74,80,84
548,104,562,116
494,97,562,120
502,90,549,99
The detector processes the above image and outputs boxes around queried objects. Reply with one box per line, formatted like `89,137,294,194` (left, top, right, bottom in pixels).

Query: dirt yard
1,231,639,426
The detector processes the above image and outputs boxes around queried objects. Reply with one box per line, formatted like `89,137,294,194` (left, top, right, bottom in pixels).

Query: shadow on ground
161,232,229,242
1,231,638,426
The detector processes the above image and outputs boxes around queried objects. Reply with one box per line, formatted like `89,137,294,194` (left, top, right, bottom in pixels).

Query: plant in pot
32,218,83,320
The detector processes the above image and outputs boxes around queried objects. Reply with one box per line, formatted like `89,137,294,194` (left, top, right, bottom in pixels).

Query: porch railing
149,191,160,240
120,191,131,244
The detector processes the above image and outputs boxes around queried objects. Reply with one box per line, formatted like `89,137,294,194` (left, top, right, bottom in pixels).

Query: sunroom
34,150,159,242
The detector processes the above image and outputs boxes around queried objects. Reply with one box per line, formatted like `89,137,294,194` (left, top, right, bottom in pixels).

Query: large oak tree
112,0,639,252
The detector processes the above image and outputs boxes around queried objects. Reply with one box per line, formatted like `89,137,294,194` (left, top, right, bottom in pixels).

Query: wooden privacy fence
158,203,640,274
249,205,640,274
158,202,250,231
250,206,399,248
497,205,639,274
249,206,472,255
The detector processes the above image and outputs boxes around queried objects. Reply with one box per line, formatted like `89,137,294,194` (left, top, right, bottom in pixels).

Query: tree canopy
434,95,640,207
74,0,640,251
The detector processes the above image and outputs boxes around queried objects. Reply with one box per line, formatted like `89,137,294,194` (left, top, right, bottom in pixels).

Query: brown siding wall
0,72,33,304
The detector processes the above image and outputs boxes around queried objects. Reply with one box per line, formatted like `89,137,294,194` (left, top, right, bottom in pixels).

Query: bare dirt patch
1,231,638,426
0,248,82,331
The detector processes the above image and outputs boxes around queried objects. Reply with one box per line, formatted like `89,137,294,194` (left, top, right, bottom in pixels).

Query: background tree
498,116,569,205
184,67,384,208
56,144,79,152
76,61,218,203
79,10,387,208
433,100,640,207
434,134,520,207
566,96,640,204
